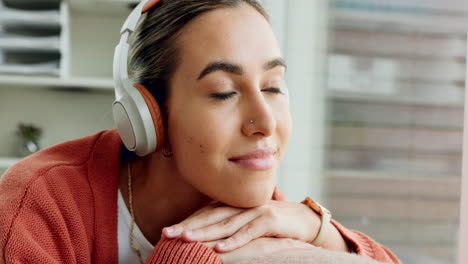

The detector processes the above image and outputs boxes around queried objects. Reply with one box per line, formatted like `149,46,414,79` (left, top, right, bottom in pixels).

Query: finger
163,206,243,238
214,215,270,253
181,201,225,223
182,207,260,242
185,201,220,218
201,239,223,249
168,206,241,235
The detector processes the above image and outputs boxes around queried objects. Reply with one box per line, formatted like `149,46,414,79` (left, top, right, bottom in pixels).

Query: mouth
228,149,277,171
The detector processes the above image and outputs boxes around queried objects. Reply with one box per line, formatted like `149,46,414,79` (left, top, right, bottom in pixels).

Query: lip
229,149,277,170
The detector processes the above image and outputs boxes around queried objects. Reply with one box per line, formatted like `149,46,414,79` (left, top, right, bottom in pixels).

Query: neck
119,152,212,245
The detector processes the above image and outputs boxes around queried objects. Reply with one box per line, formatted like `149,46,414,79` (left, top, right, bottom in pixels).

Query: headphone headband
114,0,147,100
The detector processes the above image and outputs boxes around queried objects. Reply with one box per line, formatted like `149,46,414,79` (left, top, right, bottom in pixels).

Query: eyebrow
197,58,287,80
264,58,287,72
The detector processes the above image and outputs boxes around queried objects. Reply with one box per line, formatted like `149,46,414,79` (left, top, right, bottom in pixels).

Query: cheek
283,112,292,143
276,105,293,155
168,108,234,176
170,121,218,166
168,94,241,164
168,111,244,202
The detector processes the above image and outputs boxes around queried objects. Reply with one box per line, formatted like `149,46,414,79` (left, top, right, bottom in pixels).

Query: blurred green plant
17,123,43,142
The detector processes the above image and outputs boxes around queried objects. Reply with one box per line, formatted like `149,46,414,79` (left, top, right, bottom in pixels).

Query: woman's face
167,3,291,208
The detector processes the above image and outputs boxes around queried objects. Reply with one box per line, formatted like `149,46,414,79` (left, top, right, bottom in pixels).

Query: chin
218,182,275,208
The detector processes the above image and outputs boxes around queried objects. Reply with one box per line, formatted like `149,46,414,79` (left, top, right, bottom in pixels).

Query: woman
0,0,401,263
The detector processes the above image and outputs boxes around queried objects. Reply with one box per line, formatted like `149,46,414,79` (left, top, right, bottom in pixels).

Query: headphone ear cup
134,84,165,152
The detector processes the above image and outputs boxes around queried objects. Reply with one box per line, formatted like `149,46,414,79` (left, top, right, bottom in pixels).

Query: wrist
300,202,322,243
320,221,352,253
301,197,332,247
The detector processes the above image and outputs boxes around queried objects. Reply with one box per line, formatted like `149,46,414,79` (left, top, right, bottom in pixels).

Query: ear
271,186,287,201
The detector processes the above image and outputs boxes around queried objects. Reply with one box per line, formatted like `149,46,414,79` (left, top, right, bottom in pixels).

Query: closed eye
262,87,283,94
211,88,283,101
210,91,237,100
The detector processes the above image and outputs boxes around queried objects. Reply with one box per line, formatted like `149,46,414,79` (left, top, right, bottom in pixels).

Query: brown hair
128,0,269,115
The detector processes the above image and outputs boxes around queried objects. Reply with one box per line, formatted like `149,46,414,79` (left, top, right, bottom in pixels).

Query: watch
301,197,332,246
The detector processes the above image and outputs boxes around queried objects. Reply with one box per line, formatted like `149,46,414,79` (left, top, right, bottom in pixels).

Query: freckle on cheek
199,144,205,154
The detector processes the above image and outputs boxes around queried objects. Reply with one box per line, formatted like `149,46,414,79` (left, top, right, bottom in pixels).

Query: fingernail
217,242,226,249
185,230,195,238
164,227,174,236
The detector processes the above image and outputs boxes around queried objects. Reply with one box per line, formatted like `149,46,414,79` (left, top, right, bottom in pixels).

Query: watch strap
302,197,332,246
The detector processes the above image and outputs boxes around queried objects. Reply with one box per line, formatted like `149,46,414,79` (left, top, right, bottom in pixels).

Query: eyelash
211,88,283,101
211,91,237,100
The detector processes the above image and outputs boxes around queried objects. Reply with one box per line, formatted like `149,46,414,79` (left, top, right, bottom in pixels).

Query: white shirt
118,190,154,263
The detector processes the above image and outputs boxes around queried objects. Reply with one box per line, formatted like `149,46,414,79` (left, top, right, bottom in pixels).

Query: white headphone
113,0,164,157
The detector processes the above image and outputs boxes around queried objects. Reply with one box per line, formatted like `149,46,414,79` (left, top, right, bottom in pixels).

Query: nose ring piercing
249,120,254,124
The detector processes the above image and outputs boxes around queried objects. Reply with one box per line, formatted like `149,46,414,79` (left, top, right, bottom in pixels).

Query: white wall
0,87,114,157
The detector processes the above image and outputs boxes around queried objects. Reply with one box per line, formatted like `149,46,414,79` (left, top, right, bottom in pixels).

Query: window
325,1,467,263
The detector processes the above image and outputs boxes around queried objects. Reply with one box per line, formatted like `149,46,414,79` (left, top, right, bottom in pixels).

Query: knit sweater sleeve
0,168,95,263
331,220,401,264
145,238,222,264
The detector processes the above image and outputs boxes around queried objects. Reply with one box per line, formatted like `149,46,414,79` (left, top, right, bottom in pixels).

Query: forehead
175,4,281,77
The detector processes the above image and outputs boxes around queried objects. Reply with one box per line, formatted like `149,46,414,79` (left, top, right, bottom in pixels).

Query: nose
242,92,276,138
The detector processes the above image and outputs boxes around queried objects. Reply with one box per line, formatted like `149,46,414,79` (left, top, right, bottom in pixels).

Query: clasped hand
162,198,322,260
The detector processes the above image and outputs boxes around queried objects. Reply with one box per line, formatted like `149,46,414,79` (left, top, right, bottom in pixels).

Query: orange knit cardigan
0,130,400,264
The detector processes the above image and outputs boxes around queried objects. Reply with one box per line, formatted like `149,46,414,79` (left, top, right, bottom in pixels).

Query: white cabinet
0,0,132,168
0,1,65,77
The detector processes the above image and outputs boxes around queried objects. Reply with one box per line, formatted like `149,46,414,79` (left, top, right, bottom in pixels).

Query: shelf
332,8,468,36
0,157,20,168
0,34,60,52
0,61,60,76
328,53,466,84
327,122,463,131
332,49,465,62
327,145,462,157
327,91,464,108
0,7,61,27
325,169,460,180
69,0,136,15
97,0,140,4
0,75,114,91
330,29,467,60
